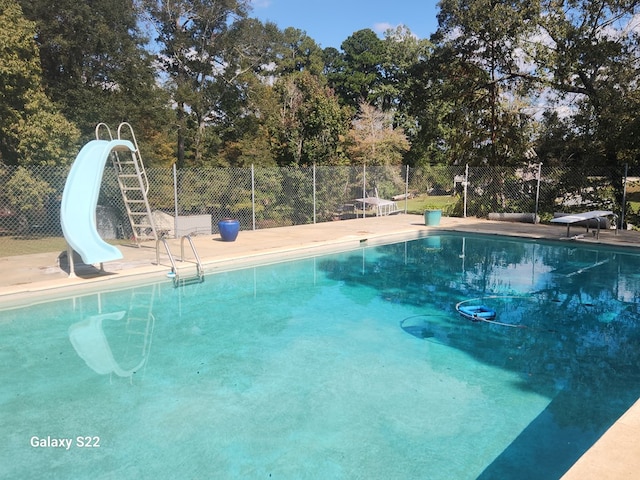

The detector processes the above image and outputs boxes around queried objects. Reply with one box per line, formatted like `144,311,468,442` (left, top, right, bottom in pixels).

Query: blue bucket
424,210,442,226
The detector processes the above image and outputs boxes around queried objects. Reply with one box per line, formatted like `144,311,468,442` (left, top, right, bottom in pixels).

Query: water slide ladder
156,234,205,286
123,284,157,379
96,122,157,245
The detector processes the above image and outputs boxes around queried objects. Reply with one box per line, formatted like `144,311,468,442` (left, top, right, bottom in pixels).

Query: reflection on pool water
2,233,640,479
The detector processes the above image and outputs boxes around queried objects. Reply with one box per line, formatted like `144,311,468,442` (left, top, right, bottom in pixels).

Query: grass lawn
0,236,68,257
403,194,458,215
627,183,640,212
0,236,131,258
627,181,640,216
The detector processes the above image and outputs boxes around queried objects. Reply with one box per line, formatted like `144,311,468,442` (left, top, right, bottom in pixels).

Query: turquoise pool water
2,233,640,479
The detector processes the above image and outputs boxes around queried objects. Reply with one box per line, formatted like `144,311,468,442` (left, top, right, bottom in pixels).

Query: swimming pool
2,233,640,479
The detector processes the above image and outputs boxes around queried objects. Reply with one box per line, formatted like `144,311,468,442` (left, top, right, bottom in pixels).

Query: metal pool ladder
156,235,204,286
96,122,157,245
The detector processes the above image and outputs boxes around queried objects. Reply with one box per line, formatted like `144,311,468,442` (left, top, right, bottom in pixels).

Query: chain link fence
2,161,639,257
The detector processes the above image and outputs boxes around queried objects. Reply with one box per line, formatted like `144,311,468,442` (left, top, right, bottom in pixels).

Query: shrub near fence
1,162,638,257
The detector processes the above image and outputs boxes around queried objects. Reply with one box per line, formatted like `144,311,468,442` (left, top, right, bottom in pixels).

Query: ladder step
123,330,148,336
173,275,205,288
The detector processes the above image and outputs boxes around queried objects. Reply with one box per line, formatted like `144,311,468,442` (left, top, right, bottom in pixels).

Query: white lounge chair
551,210,618,239
354,196,400,216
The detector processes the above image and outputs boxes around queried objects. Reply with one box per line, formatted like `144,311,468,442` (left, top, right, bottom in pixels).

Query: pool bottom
4,234,640,479
3,283,553,480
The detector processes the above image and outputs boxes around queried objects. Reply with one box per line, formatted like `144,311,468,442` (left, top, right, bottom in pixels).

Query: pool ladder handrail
156,237,178,276
156,235,204,284
180,234,204,278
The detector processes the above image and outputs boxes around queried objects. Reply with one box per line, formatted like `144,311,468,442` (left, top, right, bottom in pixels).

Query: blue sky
250,0,440,49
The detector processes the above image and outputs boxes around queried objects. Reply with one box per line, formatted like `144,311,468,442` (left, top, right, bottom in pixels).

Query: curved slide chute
69,311,147,377
61,139,135,265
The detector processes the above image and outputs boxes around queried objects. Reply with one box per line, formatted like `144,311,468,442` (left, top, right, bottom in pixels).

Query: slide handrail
95,123,113,141
118,122,150,195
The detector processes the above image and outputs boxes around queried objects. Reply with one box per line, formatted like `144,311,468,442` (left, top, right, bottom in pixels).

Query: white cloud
373,22,395,35
250,0,271,8
373,22,420,42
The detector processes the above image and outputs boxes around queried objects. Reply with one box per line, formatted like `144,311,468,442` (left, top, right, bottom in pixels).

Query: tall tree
0,0,42,164
275,27,324,76
142,1,279,166
426,0,539,166
209,18,281,137
325,29,385,108
217,52,282,167
377,26,431,112
270,71,350,165
346,102,409,166
531,0,640,205
377,25,432,154
0,0,79,166
20,0,165,142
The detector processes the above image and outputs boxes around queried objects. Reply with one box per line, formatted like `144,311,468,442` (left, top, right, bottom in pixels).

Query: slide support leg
67,244,77,278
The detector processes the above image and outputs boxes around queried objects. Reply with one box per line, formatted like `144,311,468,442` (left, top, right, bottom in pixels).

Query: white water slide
60,139,135,266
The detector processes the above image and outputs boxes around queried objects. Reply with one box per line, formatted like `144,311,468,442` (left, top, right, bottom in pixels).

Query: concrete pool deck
1,213,639,478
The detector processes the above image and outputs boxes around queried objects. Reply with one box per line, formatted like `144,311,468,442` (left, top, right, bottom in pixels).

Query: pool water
2,233,640,479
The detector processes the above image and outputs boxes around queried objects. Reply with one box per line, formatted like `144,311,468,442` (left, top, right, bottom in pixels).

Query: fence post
404,165,409,213
534,162,542,224
173,163,178,239
463,164,469,218
313,163,317,224
251,164,256,231
362,164,366,219
621,163,628,228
